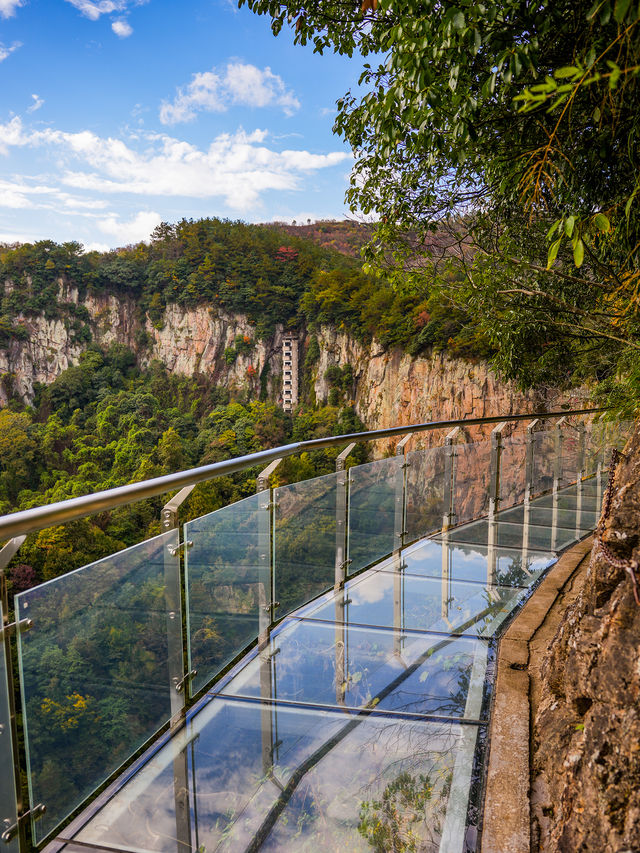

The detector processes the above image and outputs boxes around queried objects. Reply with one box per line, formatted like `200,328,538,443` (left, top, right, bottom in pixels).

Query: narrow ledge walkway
49,478,603,853
481,537,594,853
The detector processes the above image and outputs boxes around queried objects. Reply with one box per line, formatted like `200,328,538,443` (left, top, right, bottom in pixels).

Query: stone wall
530,422,640,852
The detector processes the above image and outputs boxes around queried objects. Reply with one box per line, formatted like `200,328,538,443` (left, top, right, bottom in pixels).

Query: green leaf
555,66,579,79
564,216,575,237
594,213,610,232
546,220,561,239
547,237,562,268
614,0,632,21
573,238,585,267
452,10,465,29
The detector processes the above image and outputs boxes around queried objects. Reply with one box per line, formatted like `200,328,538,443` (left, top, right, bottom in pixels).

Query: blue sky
0,0,365,250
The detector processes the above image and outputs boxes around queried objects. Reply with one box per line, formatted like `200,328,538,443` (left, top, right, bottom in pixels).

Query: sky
0,0,365,250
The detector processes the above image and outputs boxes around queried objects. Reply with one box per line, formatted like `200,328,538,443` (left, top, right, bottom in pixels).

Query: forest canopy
241,0,640,408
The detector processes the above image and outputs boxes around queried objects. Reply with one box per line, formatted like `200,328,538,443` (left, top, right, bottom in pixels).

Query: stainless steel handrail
0,407,604,540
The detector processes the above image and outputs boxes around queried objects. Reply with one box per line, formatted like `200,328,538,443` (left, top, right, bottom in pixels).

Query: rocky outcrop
311,326,584,444
0,283,283,404
0,281,583,428
530,423,640,852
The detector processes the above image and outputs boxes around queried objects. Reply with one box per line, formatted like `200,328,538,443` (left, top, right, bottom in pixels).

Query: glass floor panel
534,492,601,512
70,696,481,853
497,504,598,529
438,519,591,552
219,617,490,720
306,571,528,638
400,538,556,587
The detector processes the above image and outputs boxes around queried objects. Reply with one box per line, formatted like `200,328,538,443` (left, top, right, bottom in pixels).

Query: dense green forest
1,343,371,593
0,217,489,360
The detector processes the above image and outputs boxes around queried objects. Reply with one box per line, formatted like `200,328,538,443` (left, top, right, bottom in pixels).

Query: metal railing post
256,459,282,632
335,443,356,588
0,540,28,853
443,427,461,530
394,434,412,554
522,420,541,565
255,459,282,777
334,444,355,696
488,422,508,586
161,487,194,853
552,417,568,550
575,421,587,534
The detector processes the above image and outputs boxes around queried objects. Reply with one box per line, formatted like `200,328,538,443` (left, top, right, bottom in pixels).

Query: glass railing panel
0,600,19,853
348,457,401,574
498,503,598,530
405,445,446,542
308,571,528,637
70,696,481,853
497,433,527,511
220,618,490,720
535,486,600,512
556,424,582,489
16,530,181,844
402,539,556,587
531,430,556,497
185,493,266,697
452,441,492,524
441,518,590,552
274,471,339,618
584,421,608,476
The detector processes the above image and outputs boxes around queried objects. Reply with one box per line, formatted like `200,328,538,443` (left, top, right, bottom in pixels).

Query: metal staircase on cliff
0,410,630,853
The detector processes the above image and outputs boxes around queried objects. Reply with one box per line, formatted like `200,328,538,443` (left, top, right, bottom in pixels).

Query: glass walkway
0,413,628,853
52,477,602,853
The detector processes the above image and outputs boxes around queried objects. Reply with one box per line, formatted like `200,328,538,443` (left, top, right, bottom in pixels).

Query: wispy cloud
160,62,301,125
0,0,22,19
64,0,145,34
112,19,132,37
27,94,44,113
64,0,127,20
0,117,350,211
0,41,21,62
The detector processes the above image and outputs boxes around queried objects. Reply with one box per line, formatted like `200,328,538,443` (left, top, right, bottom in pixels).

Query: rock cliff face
310,325,580,444
0,282,579,430
530,425,640,852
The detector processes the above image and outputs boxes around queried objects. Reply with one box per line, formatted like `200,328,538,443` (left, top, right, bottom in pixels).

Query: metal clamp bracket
1,617,32,637
262,601,280,613
2,804,46,843
175,670,197,694
167,540,193,557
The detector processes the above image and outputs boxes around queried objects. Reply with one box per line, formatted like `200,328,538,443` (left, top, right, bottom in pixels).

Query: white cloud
0,41,21,62
0,0,22,19
0,117,350,211
64,0,125,20
112,19,132,37
27,94,44,113
160,62,301,125
98,210,161,243
0,117,350,221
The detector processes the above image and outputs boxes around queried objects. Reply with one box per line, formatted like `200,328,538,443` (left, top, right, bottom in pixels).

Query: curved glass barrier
185,493,267,697
0,599,19,853
348,457,401,574
405,446,446,542
16,530,181,844
274,472,339,617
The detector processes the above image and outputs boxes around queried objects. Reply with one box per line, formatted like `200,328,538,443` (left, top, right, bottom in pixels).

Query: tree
241,0,640,403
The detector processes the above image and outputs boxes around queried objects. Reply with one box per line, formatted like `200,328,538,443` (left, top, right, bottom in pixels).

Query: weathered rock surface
531,423,640,852
0,282,582,432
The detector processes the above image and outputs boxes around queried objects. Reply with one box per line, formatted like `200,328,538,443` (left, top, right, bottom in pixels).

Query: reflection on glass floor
59,476,602,853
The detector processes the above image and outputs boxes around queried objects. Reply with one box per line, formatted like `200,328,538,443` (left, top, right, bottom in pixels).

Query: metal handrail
0,407,604,540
